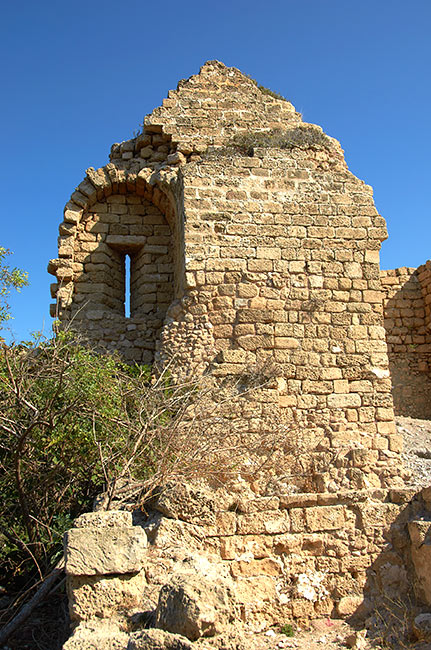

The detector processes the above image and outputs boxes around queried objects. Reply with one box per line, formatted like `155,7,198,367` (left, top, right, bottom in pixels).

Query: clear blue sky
1,0,430,342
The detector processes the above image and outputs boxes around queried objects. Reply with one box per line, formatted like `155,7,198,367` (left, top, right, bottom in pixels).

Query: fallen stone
155,569,235,640
344,630,367,649
127,629,192,650
151,482,217,526
337,595,365,616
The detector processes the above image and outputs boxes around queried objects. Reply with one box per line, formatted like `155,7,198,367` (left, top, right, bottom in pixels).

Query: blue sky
1,0,430,342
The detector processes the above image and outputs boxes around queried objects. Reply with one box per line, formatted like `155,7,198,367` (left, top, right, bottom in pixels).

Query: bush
0,332,148,586
0,334,283,592
245,74,289,102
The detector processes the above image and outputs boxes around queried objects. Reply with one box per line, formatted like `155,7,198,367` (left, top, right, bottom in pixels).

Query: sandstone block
68,571,146,621
150,482,216,526
65,526,147,575
74,511,132,528
127,629,192,650
63,619,129,650
237,511,290,535
305,506,345,532
230,558,281,578
336,595,364,616
220,534,273,560
155,571,234,640
409,519,431,605
327,393,361,408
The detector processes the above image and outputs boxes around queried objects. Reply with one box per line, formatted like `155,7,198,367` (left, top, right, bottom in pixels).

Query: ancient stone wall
381,262,431,419
49,60,403,490
50,60,431,649
62,485,431,647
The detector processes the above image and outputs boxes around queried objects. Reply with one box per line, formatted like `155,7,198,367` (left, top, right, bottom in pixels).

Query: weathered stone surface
63,619,129,650
49,59,410,493
305,506,345,532
48,59,431,638
155,570,235,640
127,629,192,650
68,571,146,621
65,526,147,575
151,482,216,525
337,595,365,616
74,511,132,528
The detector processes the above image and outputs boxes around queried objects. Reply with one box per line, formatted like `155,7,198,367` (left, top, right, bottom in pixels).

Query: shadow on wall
382,265,431,419
353,487,431,647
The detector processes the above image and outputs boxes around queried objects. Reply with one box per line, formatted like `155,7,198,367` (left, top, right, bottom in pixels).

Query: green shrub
0,247,28,333
0,332,149,586
0,333,281,592
280,623,295,636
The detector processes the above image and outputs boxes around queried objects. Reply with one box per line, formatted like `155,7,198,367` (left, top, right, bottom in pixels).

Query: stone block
68,571,146,621
74,511,132,528
63,619,129,650
230,558,282,578
327,393,361,408
219,534,273,560
155,571,234,640
236,511,290,535
65,526,147,575
128,629,193,650
305,506,345,532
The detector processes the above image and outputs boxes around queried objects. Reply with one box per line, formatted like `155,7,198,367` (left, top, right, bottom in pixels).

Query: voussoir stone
65,526,147,575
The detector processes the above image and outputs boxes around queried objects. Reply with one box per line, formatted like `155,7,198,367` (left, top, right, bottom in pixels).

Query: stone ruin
48,62,431,648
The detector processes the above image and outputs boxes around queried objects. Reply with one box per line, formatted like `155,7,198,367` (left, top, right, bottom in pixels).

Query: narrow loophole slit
125,253,131,318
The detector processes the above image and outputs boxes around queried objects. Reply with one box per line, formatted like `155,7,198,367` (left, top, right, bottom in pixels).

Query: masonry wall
49,60,403,490
63,484,431,641
381,262,431,419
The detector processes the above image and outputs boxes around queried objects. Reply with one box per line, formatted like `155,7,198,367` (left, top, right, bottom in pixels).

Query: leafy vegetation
0,329,282,600
280,623,295,637
0,333,147,588
0,247,28,334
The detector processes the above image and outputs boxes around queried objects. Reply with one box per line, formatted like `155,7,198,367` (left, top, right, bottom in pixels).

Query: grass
245,74,289,102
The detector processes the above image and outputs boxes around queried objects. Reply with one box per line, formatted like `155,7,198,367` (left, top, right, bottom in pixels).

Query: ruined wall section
63,486,431,644
49,163,183,364
381,263,431,418
158,143,402,490
144,60,303,155
49,61,403,487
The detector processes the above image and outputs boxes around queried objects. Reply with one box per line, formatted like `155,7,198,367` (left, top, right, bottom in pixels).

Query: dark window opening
124,253,131,318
